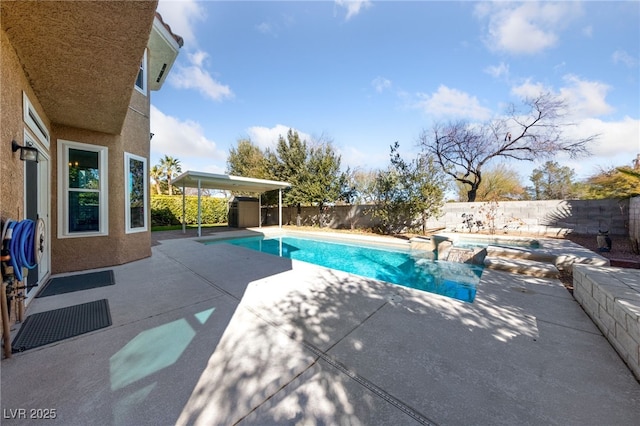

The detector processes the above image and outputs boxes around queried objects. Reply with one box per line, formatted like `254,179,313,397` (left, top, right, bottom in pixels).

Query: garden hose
1,219,38,282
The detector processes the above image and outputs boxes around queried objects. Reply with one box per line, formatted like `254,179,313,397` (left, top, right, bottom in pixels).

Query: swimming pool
207,235,482,303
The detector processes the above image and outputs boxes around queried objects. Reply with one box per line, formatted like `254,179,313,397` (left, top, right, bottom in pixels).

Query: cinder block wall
630,196,640,243
264,198,631,237
426,199,629,236
573,265,640,381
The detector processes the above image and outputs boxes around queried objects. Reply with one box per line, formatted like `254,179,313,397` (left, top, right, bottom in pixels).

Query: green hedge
151,195,228,226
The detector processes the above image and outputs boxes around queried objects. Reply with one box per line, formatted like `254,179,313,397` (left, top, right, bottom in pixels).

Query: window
23,92,50,148
57,140,108,238
125,153,148,233
135,49,147,95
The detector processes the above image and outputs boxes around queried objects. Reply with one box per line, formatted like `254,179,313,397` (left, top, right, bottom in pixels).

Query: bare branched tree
418,93,597,201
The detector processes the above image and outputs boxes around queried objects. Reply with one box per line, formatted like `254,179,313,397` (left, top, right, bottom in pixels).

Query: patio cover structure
172,171,292,236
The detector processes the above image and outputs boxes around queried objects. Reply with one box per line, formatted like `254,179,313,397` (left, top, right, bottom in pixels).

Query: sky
151,0,640,188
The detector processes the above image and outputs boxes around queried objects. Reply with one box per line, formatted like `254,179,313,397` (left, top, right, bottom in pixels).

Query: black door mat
11,299,112,353
37,270,115,298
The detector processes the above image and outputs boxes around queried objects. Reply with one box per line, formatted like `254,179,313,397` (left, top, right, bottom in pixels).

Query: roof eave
148,13,183,91
1,1,158,135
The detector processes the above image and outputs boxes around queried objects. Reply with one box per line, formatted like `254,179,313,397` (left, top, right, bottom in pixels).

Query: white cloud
371,76,392,93
335,0,372,21
246,124,313,151
511,75,613,119
339,145,388,171
485,62,510,79
415,85,492,121
508,77,637,178
169,50,234,101
256,22,275,36
475,2,582,55
559,75,613,117
557,116,640,178
511,79,550,99
157,0,205,48
612,49,637,68
150,105,225,167
574,116,639,158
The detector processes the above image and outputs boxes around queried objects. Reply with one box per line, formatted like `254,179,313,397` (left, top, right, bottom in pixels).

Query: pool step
483,256,559,278
485,245,556,263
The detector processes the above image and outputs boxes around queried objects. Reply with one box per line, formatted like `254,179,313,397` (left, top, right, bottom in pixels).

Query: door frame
22,129,51,304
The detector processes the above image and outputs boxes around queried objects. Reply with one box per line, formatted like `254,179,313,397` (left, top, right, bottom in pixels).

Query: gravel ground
564,233,640,265
559,233,639,292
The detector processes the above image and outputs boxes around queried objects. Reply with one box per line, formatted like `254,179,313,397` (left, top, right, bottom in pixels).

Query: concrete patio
1,229,639,425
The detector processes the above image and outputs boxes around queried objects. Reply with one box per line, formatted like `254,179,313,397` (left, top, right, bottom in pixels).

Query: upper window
135,49,147,95
125,153,148,233
57,140,108,238
23,92,50,148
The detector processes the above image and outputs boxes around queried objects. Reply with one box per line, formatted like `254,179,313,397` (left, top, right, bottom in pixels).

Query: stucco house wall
0,30,51,224
1,1,181,281
49,75,153,273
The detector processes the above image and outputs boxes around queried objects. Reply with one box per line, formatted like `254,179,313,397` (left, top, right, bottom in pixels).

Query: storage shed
228,197,260,228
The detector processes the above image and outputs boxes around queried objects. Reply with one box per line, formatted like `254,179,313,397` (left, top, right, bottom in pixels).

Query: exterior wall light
12,140,39,163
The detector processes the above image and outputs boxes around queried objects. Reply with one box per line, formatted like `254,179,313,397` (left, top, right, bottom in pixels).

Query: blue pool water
208,236,482,303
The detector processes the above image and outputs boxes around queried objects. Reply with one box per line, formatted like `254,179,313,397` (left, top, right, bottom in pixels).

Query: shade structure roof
173,171,291,193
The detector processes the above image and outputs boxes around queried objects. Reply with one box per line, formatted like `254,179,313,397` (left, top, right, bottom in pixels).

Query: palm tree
149,165,164,195
159,155,182,195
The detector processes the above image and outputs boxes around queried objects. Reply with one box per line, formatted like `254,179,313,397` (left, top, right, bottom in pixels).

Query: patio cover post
279,188,283,228
182,184,186,234
197,179,202,237
258,193,262,228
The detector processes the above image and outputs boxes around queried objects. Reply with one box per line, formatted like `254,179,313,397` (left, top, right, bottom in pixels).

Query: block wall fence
263,197,639,238
630,196,640,248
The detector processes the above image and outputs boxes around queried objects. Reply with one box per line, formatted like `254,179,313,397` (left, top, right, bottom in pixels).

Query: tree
373,142,446,234
584,166,640,199
226,139,268,179
159,155,182,196
305,142,350,209
455,163,525,201
528,161,577,200
150,164,164,195
348,169,378,204
266,129,310,206
418,92,596,201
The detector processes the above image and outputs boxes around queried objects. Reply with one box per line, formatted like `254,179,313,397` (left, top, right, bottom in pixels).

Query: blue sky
151,0,639,186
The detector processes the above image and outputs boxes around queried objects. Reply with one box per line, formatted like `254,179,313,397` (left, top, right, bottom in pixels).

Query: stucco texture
51,118,151,274
0,29,51,222
2,1,157,275
1,0,158,135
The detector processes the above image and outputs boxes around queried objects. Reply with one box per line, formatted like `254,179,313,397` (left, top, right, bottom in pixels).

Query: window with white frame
23,92,50,148
125,153,148,233
134,49,147,95
57,140,108,238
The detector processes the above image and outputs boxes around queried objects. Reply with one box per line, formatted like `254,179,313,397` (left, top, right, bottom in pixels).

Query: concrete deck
2,229,639,425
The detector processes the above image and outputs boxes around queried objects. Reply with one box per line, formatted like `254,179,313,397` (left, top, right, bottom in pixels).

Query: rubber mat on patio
36,270,114,298
11,299,112,353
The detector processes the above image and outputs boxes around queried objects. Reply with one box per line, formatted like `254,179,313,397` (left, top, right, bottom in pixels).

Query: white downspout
182,184,186,234
279,188,283,228
197,179,202,237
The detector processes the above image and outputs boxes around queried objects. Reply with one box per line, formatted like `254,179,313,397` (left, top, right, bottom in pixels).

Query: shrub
151,195,227,226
